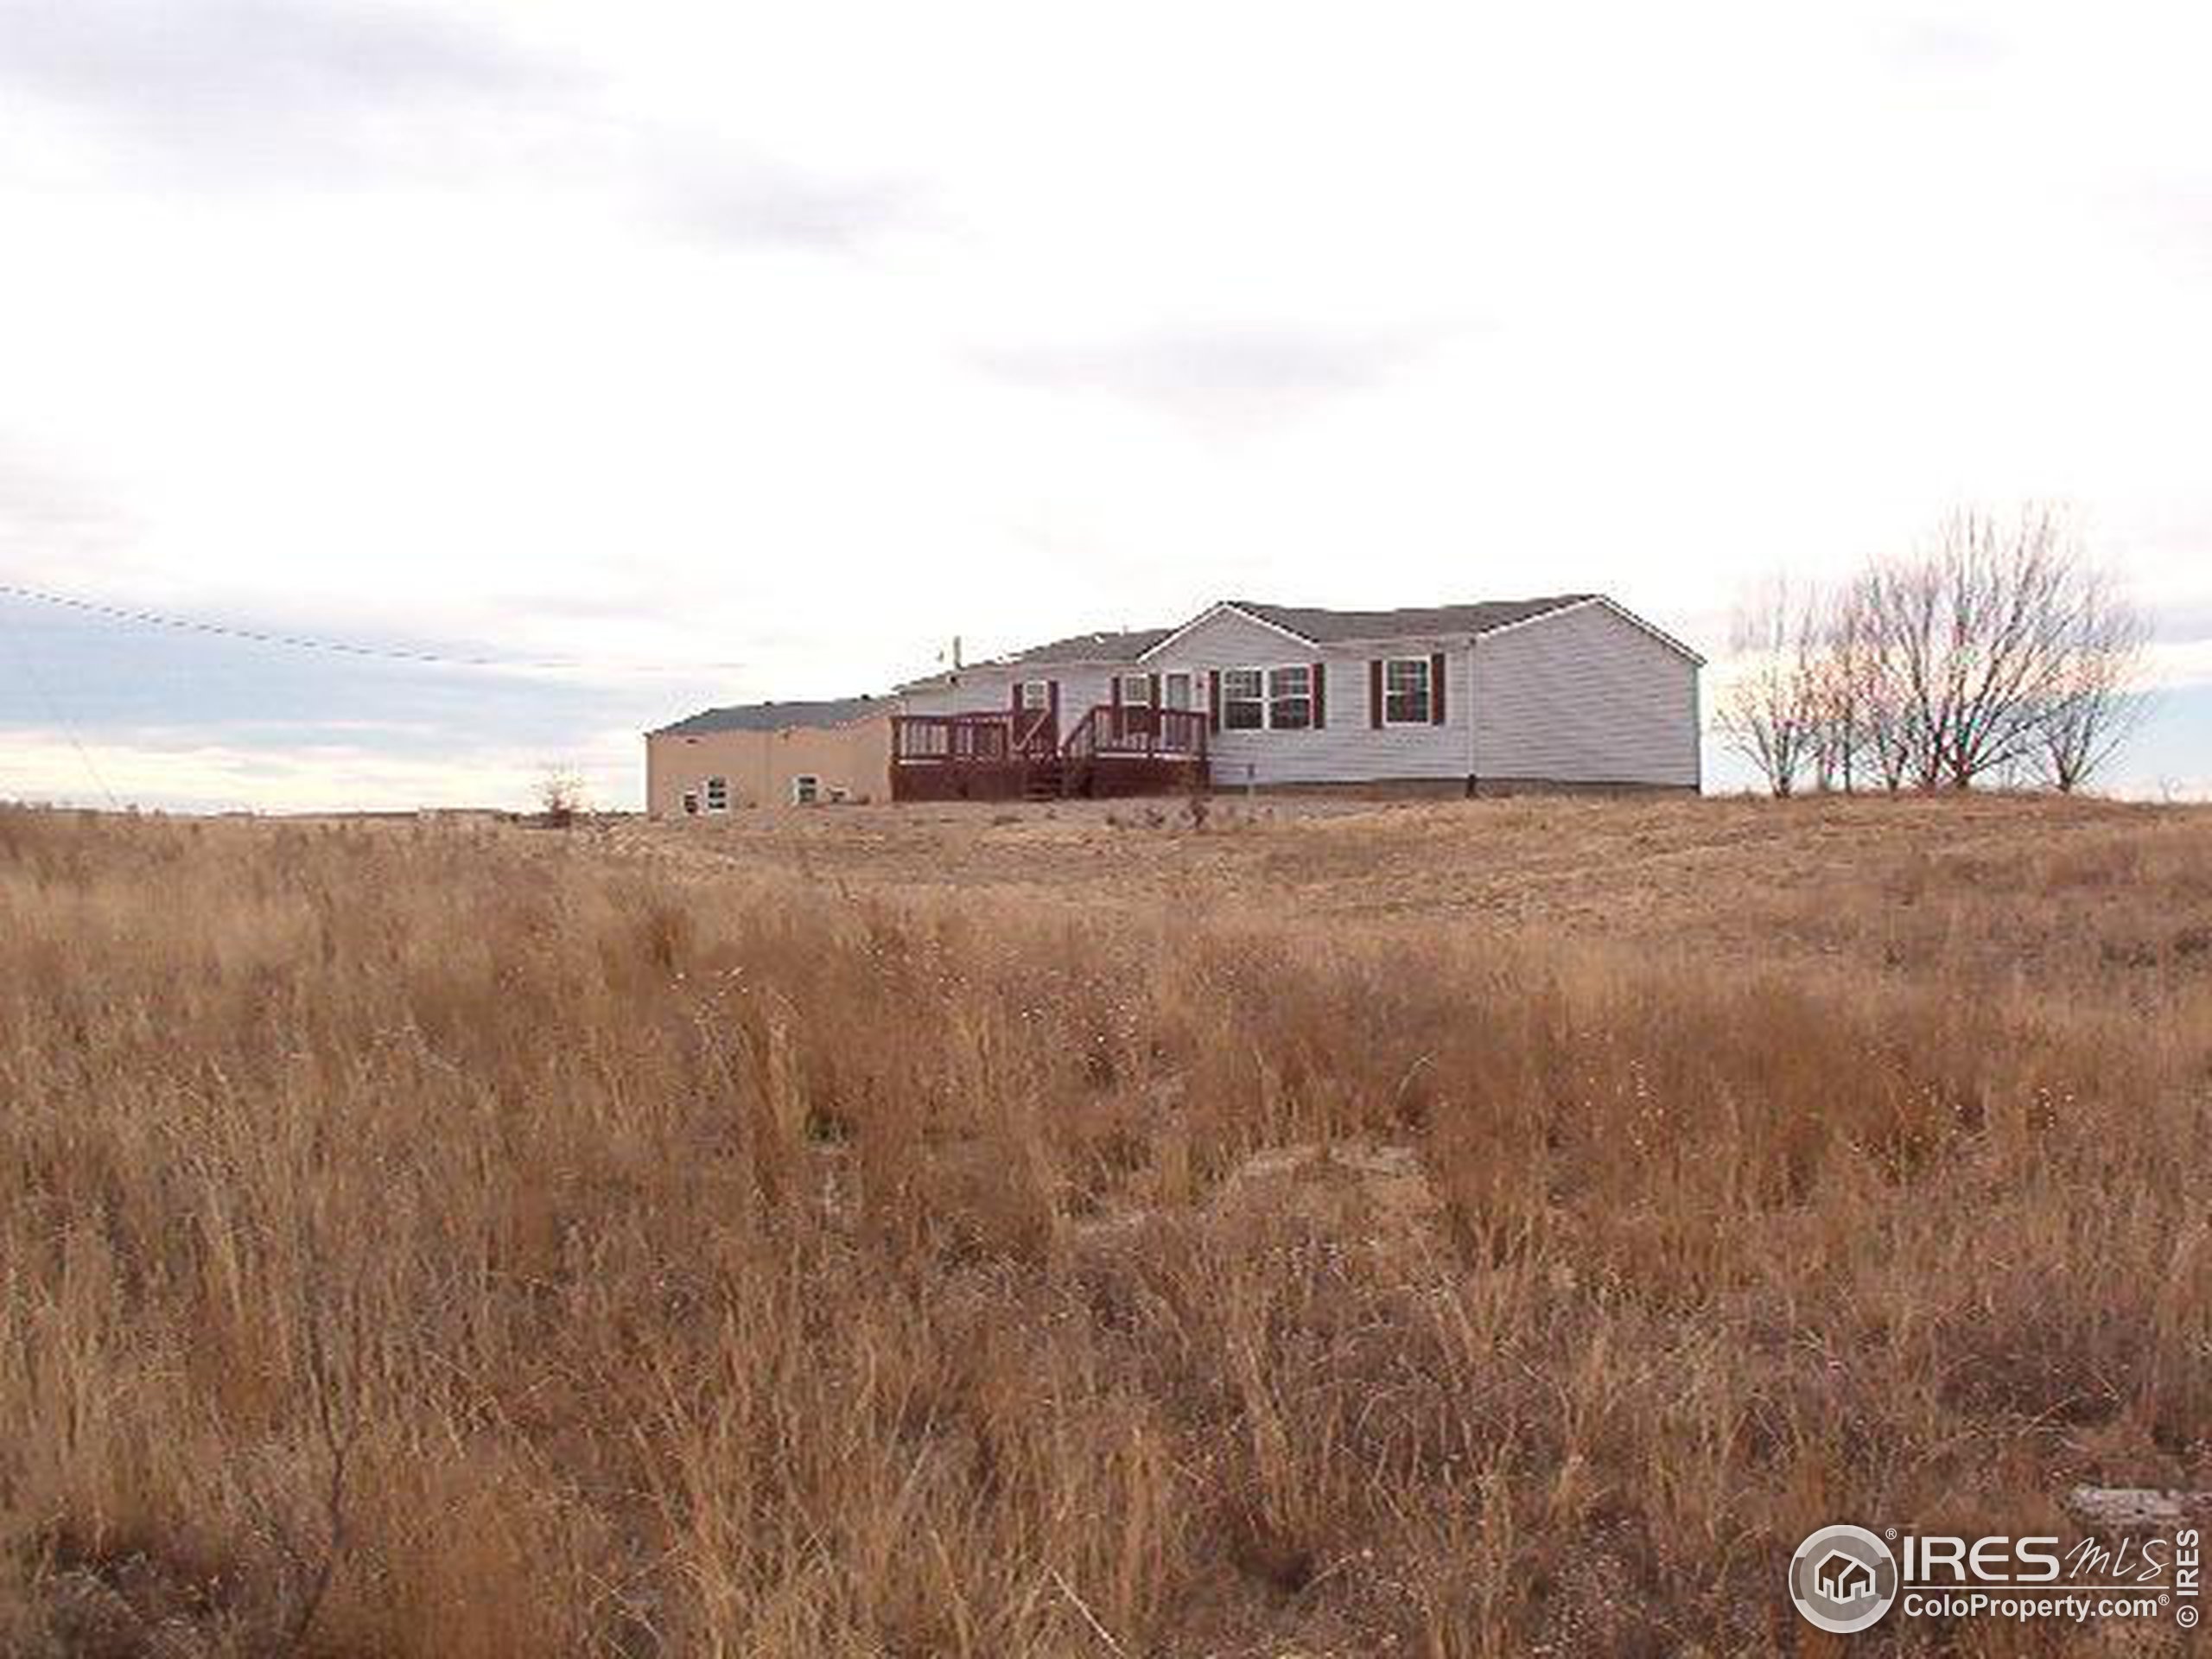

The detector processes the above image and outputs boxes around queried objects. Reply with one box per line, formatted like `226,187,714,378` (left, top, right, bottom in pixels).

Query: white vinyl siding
1147,609,1470,785
901,665,1117,719
1471,601,1700,787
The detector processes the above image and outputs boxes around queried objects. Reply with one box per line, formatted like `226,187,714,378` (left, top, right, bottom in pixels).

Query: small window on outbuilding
681,790,699,816
791,774,820,804
703,776,728,812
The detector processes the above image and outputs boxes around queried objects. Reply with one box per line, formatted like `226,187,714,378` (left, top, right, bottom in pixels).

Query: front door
1014,680,1058,752
1160,671,1194,750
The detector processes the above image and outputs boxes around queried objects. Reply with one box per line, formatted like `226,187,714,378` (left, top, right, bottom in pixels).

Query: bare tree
2034,573,2149,791
1717,581,1821,797
1924,508,2081,787
1852,507,2128,789
1731,506,2148,797
1802,585,1874,791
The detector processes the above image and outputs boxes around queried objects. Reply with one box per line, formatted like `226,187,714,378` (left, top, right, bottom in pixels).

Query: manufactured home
645,594,1701,814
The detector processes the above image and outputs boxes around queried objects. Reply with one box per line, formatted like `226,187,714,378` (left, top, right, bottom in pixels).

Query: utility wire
0,581,749,676
0,603,121,810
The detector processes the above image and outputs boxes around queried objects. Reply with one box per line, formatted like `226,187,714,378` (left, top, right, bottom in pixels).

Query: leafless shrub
536,763,588,827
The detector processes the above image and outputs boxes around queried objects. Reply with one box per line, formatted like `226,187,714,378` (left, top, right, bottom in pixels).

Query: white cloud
1,0,2209,806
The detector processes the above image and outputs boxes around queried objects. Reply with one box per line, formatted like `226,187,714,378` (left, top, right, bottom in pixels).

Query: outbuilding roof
648,695,884,737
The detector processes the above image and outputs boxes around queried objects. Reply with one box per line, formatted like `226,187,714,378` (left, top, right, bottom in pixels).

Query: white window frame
791,773,820,804
1016,679,1052,711
1267,664,1314,730
703,775,729,812
1220,666,1265,731
1383,657,1433,726
1115,672,1153,707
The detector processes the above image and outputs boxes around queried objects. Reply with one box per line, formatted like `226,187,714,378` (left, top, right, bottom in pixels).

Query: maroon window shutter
1147,672,1160,706
1047,679,1060,723
1109,677,1122,710
1010,679,1023,712
1430,651,1447,725
1207,669,1222,734
1369,659,1383,728
1311,661,1325,728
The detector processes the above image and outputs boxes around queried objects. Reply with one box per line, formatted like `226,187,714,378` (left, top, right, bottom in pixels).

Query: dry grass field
2,794,2207,1656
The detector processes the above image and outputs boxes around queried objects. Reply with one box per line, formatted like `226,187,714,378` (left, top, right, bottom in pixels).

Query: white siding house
898,594,1702,794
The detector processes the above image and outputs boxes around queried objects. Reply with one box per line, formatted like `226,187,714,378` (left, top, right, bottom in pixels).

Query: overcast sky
2,0,2209,810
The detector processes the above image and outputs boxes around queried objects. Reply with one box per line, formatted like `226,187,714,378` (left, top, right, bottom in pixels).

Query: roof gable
1472,594,1706,664
1228,594,1596,645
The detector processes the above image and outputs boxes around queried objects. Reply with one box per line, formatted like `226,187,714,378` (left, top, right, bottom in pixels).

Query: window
681,790,699,816
1221,667,1264,730
1268,665,1313,730
1116,673,1152,706
791,774,820,804
1017,679,1052,711
702,775,728,812
1384,658,1432,725
1163,671,1193,711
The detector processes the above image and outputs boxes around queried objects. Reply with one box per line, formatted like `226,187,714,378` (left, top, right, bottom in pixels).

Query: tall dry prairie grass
0,804,2206,1656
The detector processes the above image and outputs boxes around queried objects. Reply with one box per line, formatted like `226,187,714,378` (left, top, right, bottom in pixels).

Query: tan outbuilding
645,696,892,817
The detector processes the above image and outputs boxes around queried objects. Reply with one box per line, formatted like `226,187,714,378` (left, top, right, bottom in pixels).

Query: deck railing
1060,705,1209,762
892,709,1062,765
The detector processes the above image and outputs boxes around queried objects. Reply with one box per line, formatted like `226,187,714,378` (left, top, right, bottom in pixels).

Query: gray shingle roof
889,593,1668,693
1009,626,1175,665
1226,594,1594,644
998,598,1598,667
649,696,883,737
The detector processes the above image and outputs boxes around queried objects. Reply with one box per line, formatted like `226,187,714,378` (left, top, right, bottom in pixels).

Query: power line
0,603,121,810
0,581,749,676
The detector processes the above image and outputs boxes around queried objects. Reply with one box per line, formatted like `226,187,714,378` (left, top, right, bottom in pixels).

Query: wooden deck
891,706,1209,801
